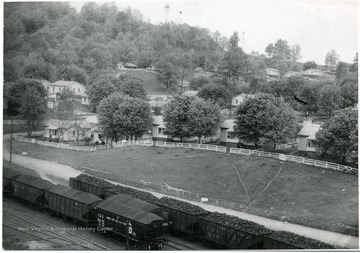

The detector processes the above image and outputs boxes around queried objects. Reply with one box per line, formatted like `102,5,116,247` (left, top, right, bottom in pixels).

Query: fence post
216,146,218,152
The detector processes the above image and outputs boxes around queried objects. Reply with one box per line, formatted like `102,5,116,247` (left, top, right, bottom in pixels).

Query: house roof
220,119,236,131
125,63,137,67
298,124,321,139
232,93,255,100
45,119,92,130
304,68,322,73
53,80,85,88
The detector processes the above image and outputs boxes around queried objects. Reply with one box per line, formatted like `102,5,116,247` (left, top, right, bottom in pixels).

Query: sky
23,0,360,65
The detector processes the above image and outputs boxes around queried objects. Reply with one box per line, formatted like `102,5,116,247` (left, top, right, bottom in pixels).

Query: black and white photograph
2,0,358,250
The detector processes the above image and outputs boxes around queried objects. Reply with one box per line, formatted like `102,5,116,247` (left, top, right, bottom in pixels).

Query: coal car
11,174,55,206
3,168,21,196
44,184,103,223
93,196,168,249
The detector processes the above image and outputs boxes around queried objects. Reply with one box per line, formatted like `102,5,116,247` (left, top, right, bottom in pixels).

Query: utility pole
10,117,13,163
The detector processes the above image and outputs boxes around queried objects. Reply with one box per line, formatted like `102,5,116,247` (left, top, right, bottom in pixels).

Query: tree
316,108,358,165
335,61,350,80
318,84,342,118
71,117,86,145
119,76,147,100
178,51,193,94
290,44,301,62
298,81,322,114
97,93,125,145
233,94,297,150
265,39,291,60
163,96,194,142
51,99,75,140
349,52,358,72
5,79,47,116
218,32,247,81
303,61,317,71
113,96,152,140
155,52,179,92
339,74,358,108
198,83,232,109
19,87,47,136
87,77,117,112
189,75,211,91
325,49,339,68
187,98,221,143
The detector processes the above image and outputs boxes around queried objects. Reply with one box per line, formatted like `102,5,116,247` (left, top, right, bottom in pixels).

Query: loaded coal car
263,230,335,249
3,168,21,196
198,212,273,249
44,184,103,224
69,174,160,203
108,194,169,220
69,174,114,199
93,196,168,249
11,174,55,206
155,197,209,236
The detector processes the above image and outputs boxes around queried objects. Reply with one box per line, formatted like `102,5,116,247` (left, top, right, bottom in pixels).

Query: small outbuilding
297,119,321,152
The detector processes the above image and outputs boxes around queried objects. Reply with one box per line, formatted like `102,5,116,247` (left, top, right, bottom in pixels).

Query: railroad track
3,204,110,250
164,237,197,250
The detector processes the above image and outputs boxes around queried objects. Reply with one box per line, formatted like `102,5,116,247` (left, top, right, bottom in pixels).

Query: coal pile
158,197,209,215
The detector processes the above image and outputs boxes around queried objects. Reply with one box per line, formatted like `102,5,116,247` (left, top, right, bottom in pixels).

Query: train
69,173,337,250
3,167,337,250
3,168,168,250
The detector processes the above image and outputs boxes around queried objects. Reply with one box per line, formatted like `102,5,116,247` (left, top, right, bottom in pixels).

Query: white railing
14,136,357,174
230,147,357,174
155,141,227,153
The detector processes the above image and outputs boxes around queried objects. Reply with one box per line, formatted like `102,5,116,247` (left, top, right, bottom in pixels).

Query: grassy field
115,69,179,95
8,140,359,236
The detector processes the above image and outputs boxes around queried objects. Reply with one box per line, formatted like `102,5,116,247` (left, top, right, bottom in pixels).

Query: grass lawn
8,140,359,236
114,69,179,95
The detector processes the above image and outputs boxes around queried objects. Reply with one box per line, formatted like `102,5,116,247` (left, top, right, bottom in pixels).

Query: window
59,87,62,91
78,88,80,93
158,128,165,135
84,97,87,102
235,99,238,104
227,131,236,139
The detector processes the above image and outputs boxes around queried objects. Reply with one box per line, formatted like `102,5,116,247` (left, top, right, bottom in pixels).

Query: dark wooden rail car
93,198,168,249
45,184,102,223
11,174,55,206
3,168,21,195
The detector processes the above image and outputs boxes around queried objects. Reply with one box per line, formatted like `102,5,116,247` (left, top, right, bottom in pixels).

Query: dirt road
2,133,359,249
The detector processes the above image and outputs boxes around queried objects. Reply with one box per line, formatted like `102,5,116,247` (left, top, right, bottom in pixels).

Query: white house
231,94,255,107
297,119,321,152
116,62,125,70
265,68,280,80
52,80,89,105
284,71,301,78
303,69,323,79
151,115,167,141
44,119,92,142
219,119,239,146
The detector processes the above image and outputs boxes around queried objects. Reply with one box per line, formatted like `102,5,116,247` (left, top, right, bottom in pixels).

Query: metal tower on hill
165,3,169,23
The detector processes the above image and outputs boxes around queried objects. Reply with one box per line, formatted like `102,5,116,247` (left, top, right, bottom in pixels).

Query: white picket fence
14,136,357,174
155,141,227,153
230,147,357,174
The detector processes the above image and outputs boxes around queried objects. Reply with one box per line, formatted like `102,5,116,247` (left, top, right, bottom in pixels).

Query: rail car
3,168,167,250
69,173,337,250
